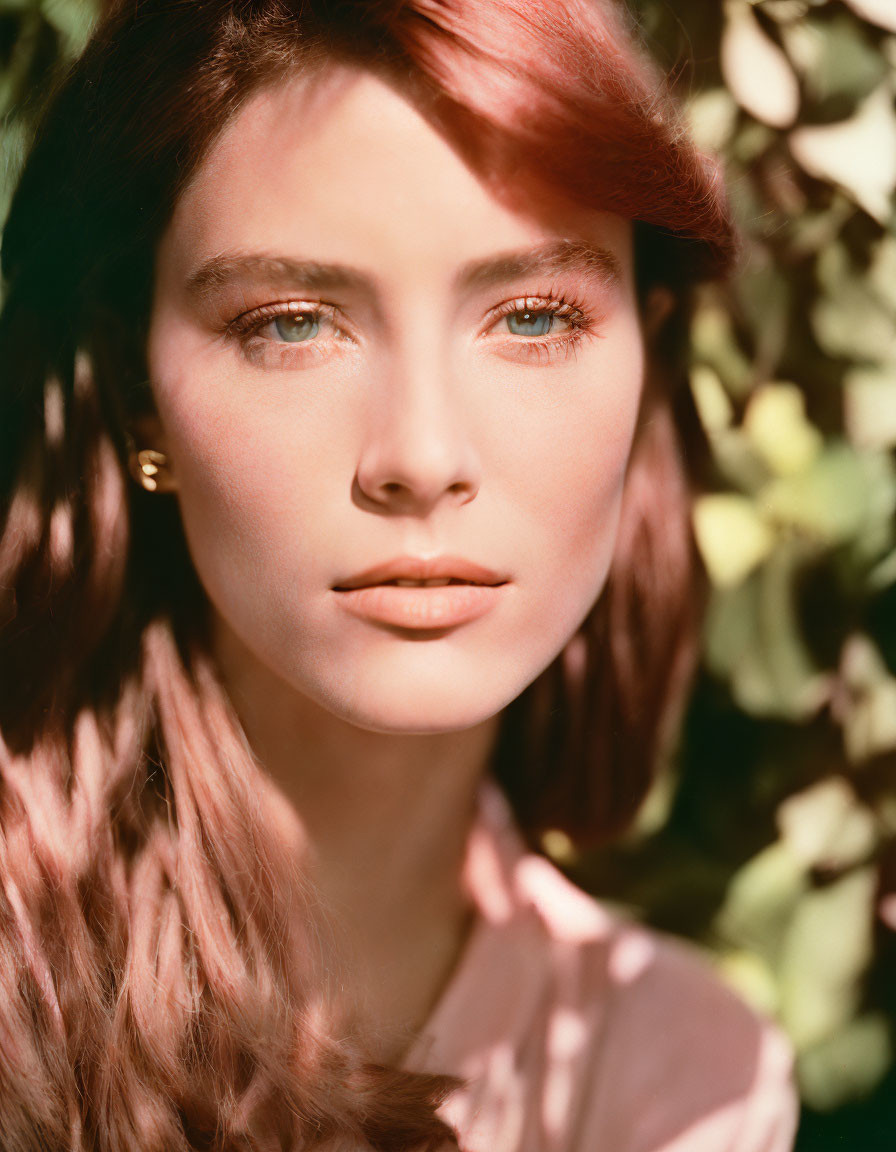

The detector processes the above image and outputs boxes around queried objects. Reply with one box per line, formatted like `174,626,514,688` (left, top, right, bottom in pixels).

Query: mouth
332,556,509,630
332,556,508,592
344,576,491,588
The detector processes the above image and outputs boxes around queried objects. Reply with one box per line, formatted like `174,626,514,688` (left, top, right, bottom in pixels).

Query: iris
506,310,554,337
274,313,320,342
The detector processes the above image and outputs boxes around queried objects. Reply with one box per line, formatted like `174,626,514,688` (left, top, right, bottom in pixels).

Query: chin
320,678,517,736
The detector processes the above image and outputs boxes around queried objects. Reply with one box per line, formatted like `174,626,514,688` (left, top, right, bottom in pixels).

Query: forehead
161,65,633,288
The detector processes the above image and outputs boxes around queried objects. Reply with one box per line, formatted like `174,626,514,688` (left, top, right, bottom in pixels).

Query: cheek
166,415,325,601
561,399,637,549
540,423,634,630
144,355,305,621
508,333,644,575
147,313,324,564
160,419,334,674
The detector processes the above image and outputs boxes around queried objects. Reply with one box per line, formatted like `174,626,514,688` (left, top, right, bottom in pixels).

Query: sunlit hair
0,0,736,1146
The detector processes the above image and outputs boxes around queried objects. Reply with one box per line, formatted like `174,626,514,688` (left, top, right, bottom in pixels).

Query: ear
127,412,178,494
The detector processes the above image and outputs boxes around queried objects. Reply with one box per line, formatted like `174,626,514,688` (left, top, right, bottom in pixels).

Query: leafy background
1,0,895,1147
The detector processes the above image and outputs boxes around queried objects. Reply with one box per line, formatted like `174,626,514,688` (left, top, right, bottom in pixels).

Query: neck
211,617,501,1059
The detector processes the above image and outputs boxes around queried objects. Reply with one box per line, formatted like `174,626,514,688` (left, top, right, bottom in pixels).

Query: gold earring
128,447,177,493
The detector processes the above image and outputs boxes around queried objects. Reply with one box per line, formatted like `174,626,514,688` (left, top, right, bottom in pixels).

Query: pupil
507,310,552,337
274,313,319,342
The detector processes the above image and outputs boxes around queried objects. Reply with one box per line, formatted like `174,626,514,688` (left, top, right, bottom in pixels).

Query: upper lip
332,555,509,590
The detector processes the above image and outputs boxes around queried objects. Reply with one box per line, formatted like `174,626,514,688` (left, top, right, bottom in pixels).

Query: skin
146,66,646,1059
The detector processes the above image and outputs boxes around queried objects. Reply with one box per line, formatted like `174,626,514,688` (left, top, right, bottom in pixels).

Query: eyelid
227,290,591,338
223,288,600,370
482,294,593,336
478,290,602,366
225,299,344,340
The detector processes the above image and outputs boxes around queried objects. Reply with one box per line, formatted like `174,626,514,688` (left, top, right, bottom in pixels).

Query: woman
0,0,797,1149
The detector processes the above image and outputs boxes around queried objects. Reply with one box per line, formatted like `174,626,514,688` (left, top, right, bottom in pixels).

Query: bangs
331,0,737,280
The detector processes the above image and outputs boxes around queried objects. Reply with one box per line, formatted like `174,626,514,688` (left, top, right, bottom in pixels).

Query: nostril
355,450,482,510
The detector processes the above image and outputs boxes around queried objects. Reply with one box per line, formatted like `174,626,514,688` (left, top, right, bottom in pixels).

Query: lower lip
333,583,505,629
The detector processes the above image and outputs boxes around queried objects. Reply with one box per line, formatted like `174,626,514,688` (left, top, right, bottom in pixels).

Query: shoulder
514,854,798,1152
430,783,798,1151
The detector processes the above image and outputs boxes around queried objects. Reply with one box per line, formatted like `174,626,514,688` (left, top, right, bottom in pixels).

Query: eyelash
225,301,344,368
225,291,599,369
484,294,596,363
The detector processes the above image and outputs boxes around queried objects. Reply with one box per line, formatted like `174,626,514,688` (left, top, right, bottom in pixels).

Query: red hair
0,1,735,1147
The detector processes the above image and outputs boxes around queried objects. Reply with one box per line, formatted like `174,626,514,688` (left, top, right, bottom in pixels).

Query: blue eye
505,310,555,337
273,313,320,342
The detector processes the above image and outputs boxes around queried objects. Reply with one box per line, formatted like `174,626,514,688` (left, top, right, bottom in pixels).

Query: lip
332,555,508,591
332,555,510,631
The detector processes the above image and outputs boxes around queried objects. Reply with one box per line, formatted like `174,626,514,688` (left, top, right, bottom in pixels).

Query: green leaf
845,364,896,451
693,493,775,587
777,776,878,869
690,365,734,435
842,0,896,35
743,383,823,477
814,242,896,361
791,83,896,224
714,841,808,959
799,1014,893,1110
707,427,773,496
704,547,830,719
735,262,792,375
778,866,877,1050
715,948,780,1017
784,13,887,112
722,0,800,128
845,450,896,567
691,302,754,398
0,115,28,232
759,443,874,545
687,87,739,152
39,0,97,55
838,634,896,762
868,233,896,313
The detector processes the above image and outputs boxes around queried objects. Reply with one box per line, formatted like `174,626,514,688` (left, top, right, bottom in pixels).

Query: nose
354,344,482,515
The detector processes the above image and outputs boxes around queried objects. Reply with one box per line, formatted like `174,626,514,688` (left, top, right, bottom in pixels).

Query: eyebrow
185,239,622,302
456,239,622,293
186,255,370,299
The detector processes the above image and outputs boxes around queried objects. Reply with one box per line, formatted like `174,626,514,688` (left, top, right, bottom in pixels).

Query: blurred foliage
2,0,895,1147
570,1,896,1147
0,0,97,232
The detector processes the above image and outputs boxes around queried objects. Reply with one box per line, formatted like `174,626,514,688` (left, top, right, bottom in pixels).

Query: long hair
0,1,736,1147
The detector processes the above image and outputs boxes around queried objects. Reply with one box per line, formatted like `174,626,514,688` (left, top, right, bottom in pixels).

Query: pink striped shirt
404,782,798,1152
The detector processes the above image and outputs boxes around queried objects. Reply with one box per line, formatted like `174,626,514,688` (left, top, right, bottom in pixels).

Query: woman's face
147,67,645,733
